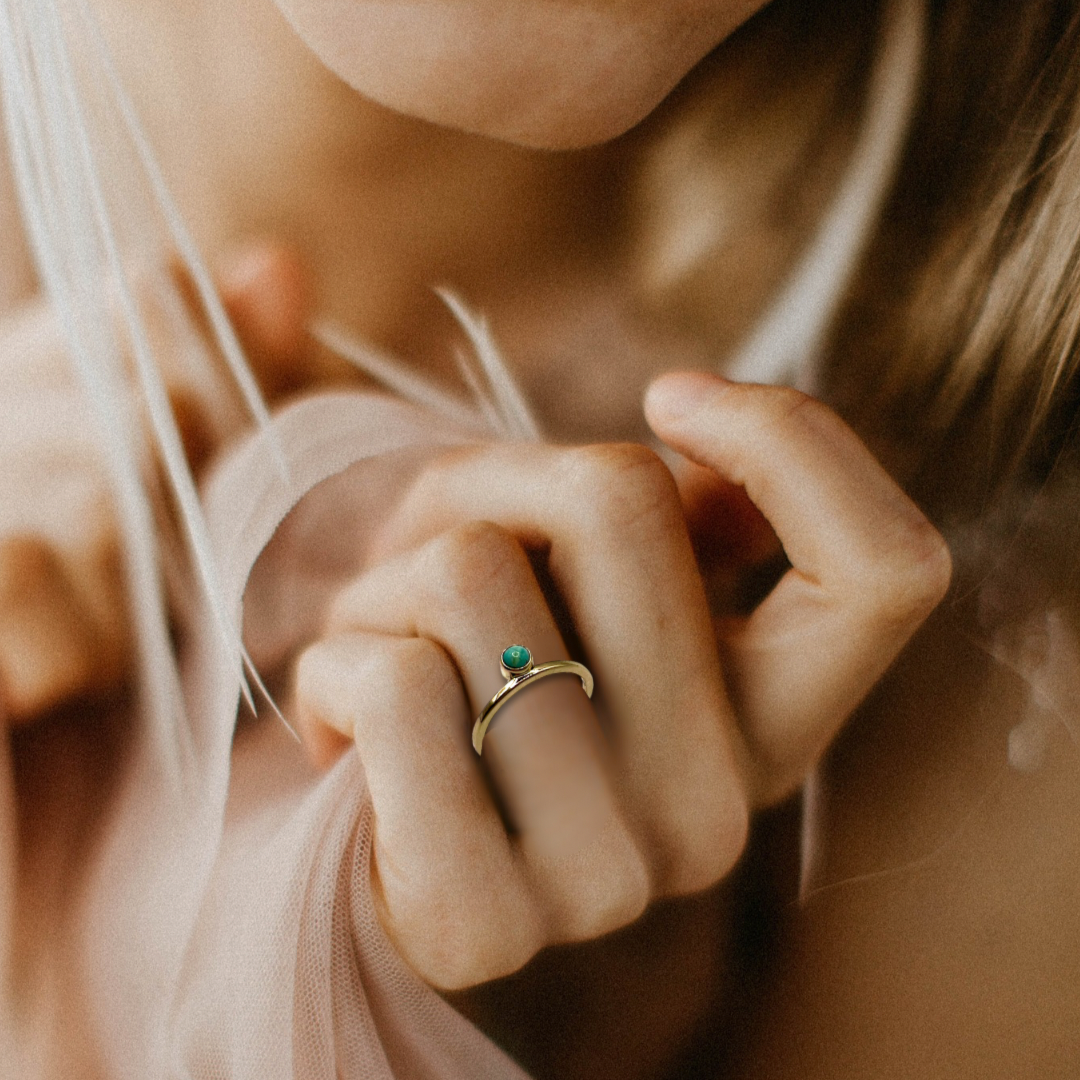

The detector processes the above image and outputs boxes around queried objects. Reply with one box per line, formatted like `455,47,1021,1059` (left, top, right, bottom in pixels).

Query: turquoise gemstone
502,645,532,671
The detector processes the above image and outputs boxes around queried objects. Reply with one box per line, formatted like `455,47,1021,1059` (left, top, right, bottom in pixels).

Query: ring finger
323,522,649,941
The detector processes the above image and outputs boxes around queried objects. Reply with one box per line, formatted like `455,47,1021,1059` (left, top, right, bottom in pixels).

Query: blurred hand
0,241,310,725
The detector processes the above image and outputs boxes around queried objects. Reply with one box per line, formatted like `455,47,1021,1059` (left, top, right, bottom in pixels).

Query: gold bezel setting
473,649,595,755
499,644,534,679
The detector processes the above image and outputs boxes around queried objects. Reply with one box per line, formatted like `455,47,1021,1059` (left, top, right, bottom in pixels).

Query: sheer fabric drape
1,392,532,1080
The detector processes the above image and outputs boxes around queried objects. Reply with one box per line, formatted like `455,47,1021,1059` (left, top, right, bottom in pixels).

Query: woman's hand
648,373,954,802
293,371,953,991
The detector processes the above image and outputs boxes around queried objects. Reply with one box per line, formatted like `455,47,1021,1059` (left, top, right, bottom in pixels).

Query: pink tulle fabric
2,391,531,1079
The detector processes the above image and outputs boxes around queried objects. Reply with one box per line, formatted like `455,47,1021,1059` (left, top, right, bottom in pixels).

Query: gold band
472,650,594,755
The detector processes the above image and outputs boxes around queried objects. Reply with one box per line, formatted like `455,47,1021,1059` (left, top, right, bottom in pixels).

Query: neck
93,0,622,368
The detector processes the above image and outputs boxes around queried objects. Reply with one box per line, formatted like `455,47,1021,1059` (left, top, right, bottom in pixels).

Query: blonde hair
631,0,1080,508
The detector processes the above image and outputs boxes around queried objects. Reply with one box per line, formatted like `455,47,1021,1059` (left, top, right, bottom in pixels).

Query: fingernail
644,372,725,423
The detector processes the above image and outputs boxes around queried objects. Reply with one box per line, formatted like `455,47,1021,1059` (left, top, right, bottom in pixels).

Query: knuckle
854,517,954,628
658,774,750,897
901,520,954,612
295,633,458,732
426,520,528,606
293,639,328,703
563,442,681,535
293,636,356,726
293,640,346,739
393,885,544,991
394,462,444,523
375,635,460,717
371,448,470,554
738,385,850,463
466,920,544,988
398,444,479,513
567,836,651,942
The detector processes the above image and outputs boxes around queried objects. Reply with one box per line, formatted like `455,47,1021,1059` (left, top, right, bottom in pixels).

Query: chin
270,0,761,149
348,54,699,152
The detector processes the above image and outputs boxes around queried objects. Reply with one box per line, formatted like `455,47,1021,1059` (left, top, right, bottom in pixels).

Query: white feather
437,288,542,441
70,0,286,477
312,316,486,431
0,0,291,747
0,0,186,762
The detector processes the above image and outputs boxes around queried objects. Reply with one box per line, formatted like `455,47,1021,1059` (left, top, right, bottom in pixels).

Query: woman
1,0,1078,1077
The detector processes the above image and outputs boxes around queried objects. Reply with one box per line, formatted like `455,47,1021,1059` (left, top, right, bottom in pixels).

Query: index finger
646,373,952,802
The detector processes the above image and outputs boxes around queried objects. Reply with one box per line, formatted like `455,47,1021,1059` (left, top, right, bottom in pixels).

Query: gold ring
472,645,594,755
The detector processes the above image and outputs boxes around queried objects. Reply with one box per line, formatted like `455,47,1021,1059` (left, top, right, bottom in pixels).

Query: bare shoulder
727,597,1080,1077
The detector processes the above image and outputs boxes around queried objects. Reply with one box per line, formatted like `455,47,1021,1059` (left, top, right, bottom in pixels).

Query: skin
0,240,950,1002
295,378,950,990
268,0,768,148
9,0,1077,1078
